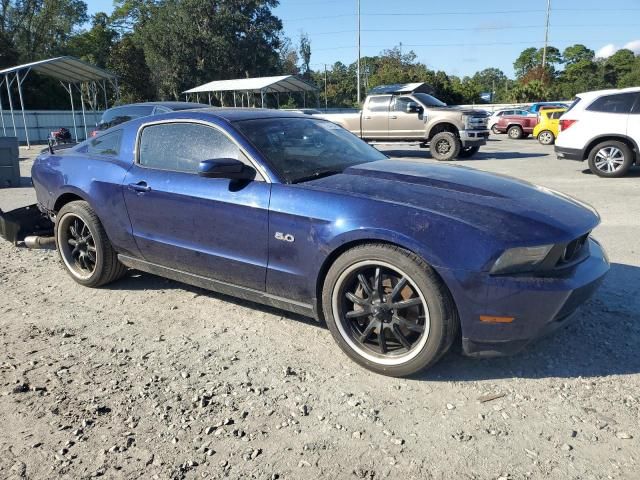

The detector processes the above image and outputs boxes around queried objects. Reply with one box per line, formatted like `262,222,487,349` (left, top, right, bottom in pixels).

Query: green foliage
107,35,154,103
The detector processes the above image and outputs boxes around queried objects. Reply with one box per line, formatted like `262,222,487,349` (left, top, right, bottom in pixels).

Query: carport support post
16,71,30,148
261,89,265,108
79,84,88,140
0,79,6,136
67,83,79,142
5,74,17,137
233,91,237,107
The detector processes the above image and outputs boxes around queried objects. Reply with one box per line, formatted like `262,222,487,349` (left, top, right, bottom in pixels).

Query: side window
367,96,391,112
587,93,637,114
87,130,122,157
631,94,640,114
392,96,414,112
138,123,246,174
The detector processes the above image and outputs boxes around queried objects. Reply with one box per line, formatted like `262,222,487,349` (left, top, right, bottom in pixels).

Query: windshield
234,117,387,183
412,93,447,107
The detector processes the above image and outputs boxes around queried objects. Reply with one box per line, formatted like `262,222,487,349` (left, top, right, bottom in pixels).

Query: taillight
559,119,577,132
89,130,98,137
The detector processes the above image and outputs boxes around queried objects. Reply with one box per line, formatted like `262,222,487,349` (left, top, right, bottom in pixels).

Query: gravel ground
1,136,639,479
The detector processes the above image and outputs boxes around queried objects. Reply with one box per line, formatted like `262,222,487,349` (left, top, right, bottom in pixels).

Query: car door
388,96,426,139
361,95,391,139
627,93,640,144
122,120,270,291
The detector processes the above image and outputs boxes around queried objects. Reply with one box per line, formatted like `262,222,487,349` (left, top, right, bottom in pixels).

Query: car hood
427,106,481,116
304,160,599,245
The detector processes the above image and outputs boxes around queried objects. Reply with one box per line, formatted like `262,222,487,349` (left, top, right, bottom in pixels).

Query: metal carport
0,56,119,147
183,75,318,108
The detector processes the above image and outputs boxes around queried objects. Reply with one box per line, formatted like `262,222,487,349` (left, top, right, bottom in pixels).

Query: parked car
494,114,539,139
488,109,532,134
90,101,210,137
555,87,640,177
527,102,569,114
533,108,566,145
317,83,489,161
31,109,608,376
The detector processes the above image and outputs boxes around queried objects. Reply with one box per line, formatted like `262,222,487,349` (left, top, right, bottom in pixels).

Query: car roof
175,107,311,122
108,101,210,111
576,86,640,99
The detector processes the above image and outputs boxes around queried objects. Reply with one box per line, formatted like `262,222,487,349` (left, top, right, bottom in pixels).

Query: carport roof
0,56,116,83
184,75,318,94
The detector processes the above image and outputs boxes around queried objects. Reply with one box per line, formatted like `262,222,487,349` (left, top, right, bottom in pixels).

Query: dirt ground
1,137,638,480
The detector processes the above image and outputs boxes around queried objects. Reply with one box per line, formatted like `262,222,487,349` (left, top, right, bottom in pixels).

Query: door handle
364,116,372,120
389,115,398,119
128,181,151,193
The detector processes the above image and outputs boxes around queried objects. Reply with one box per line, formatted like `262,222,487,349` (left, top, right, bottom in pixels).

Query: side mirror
406,102,423,114
198,158,255,180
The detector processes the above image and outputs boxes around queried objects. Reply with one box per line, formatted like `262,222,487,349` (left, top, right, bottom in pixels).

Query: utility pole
324,64,328,111
541,0,551,80
356,0,361,104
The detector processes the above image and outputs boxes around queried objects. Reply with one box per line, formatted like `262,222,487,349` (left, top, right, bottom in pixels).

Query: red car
495,115,539,139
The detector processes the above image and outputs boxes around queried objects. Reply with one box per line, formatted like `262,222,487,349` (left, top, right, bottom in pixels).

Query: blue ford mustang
31,108,609,376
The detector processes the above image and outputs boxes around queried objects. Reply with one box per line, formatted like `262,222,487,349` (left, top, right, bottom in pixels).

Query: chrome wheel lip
594,146,624,173
57,213,98,280
331,260,431,366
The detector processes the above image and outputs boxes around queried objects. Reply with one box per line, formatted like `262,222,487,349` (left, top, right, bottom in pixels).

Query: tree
66,13,117,68
602,49,637,86
556,44,599,98
278,36,299,74
107,35,155,103
138,0,283,99
513,47,538,78
298,33,311,78
510,80,550,102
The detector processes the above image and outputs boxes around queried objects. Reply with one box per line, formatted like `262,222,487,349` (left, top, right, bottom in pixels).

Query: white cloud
595,43,619,58
595,40,640,58
623,40,640,55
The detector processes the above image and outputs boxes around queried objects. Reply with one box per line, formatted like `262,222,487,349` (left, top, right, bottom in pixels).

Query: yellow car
533,108,566,145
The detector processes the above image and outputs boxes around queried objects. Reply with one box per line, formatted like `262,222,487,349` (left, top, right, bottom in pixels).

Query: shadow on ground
100,258,639,380
581,167,640,177
383,149,548,161
106,270,323,329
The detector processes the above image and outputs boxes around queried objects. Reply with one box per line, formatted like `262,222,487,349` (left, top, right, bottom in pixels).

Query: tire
588,140,633,178
321,244,459,377
491,125,500,134
457,146,480,159
508,125,523,139
537,130,555,145
55,200,127,287
429,132,461,161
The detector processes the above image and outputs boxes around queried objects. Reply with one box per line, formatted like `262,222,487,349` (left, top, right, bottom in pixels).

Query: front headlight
490,245,554,275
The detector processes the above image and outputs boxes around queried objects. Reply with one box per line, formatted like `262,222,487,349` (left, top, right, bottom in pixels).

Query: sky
85,0,640,78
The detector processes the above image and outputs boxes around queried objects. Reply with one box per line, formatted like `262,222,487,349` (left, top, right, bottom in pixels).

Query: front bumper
439,238,609,357
555,145,584,161
460,129,490,147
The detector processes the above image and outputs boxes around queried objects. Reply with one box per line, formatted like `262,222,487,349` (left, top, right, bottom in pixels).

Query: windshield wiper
292,168,344,184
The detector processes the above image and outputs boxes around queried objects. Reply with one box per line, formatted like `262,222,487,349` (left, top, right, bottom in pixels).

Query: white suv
555,87,640,177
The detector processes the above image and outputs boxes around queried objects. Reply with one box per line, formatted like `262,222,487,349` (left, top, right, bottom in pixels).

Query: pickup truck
317,83,490,161
495,114,539,139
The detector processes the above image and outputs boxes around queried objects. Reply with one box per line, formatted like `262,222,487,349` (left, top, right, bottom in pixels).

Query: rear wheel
508,125,523,139
537,130,555,145
457,146,480,158
588,141,633,178
56,201,127,287
322,244,458,376
430,132,461,161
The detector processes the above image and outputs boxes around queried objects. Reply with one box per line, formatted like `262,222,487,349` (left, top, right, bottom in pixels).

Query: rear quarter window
87,130,122,157
587,93,637,114
101,105,155,128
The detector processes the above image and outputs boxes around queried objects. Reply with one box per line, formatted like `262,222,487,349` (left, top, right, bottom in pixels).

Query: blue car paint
31,108,609,356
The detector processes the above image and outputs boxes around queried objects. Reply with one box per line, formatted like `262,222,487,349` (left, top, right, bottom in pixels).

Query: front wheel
322,244,458,376
491,125,500,134
56,200,127,287
588,141,633,178
457,146,480,158
429,132,461,161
